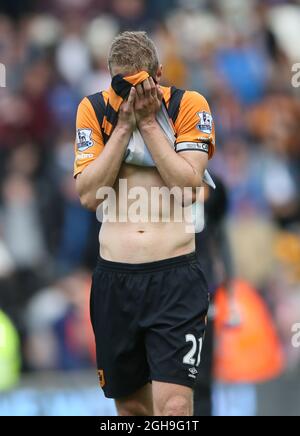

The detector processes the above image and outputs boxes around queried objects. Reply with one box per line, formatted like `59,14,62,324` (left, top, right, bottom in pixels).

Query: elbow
181,188,197,206
191,191,198,204
182,178,204,206
182,191,197,206
79,193,98,212
76,176,99,211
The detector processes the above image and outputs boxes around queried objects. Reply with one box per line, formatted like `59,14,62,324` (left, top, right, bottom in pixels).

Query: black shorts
90,252,209,399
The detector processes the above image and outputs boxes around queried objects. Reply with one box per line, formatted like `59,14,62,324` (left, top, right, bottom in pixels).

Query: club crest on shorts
197,111,213,134
98,369,106,388
77,128,94,152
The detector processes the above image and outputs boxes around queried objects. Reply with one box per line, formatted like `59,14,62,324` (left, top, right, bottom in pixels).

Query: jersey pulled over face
74,86,216,178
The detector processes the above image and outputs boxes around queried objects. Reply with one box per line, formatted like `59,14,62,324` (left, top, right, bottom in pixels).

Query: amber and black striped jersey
74,72,216,178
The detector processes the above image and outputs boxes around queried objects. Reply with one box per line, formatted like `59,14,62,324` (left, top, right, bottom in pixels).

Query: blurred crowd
0,0,300,381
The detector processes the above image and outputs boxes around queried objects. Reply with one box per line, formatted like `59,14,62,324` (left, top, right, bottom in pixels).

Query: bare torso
99,164,195,263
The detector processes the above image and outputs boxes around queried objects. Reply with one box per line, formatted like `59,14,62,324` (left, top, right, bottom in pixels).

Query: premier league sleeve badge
76,129,94,152
197,111,213,135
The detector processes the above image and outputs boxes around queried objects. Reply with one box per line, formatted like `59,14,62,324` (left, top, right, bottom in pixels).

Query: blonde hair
108,31,159,77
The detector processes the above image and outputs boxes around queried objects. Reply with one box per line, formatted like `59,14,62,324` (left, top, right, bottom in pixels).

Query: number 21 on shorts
183,334,203,367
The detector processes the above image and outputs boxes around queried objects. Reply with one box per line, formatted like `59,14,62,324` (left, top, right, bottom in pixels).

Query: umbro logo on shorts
188,367,198,379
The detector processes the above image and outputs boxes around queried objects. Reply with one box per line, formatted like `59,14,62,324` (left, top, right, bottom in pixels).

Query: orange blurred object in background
214,280,285,384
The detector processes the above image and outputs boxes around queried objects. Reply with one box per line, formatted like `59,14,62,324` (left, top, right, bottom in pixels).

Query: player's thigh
152,381,193,417
115,383,153,417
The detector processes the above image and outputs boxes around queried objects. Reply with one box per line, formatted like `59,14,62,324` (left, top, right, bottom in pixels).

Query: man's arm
76,88,136,211
135,79,211,202
139,122,208,191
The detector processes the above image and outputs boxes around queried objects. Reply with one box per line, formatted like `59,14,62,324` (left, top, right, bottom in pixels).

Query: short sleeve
174,91,216,159
74,97,105,178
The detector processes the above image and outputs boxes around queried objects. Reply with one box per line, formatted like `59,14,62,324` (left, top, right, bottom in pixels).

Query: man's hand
118,87,137,131
135,78,163,127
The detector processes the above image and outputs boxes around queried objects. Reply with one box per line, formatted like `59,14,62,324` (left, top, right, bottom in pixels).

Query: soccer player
74,31,215,416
